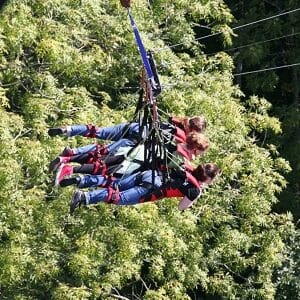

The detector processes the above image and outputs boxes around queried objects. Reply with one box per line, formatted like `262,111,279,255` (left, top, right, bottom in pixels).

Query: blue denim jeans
67,123,140,155
67,122,140,141
84,170,162,205
72,139,136,155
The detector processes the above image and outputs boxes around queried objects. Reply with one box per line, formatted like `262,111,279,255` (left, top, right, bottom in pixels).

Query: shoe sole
70,190,81,214
49,157,61,173
60,147,73,157
48,128,64,137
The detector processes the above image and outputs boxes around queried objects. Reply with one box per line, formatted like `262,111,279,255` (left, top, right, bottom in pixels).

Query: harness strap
140,188,166,203
128,11,155,88
170,117,185,131
130,158,145,165
87,151,98,164
99,145,108,155
93,161,106,175
105,186,120,204
176,144,192,160
184,160,194,172
101,175,116,188
134,172,156,190
85,124,98,138
87,154,94,164
87,144,101,163
127,9,164,186
175,127,186,143
140,182,154,190
147,50,161,97
122,125,140,143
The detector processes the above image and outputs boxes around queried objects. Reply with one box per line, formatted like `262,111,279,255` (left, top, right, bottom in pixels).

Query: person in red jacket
69,163,220,214
48,116,207,172
48,116,207,144
54,131,210,186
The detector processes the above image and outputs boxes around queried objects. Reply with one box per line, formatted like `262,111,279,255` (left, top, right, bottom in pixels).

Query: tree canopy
0,0,295,299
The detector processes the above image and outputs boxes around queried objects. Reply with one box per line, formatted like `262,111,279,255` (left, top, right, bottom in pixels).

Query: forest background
0,0,299,299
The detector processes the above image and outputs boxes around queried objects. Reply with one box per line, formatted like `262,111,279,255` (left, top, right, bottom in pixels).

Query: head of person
186,132,209,157
174,116,207,134
192,163,220,185
177,162,220,211
188,116,207,133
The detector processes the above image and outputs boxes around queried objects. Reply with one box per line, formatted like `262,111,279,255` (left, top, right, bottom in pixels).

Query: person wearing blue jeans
49,122,143,143
68,163,220,214
48,123,142,172
48,116,207,150
48,117,208,177
77,170,162,205
53,131,210,186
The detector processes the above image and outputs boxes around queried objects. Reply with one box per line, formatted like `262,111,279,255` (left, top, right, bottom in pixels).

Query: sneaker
49,157,61,173
48,127,66,137
59,176,80,187
59,146,74,157
70,190,86,214
49,156,71,173
55,164,73,186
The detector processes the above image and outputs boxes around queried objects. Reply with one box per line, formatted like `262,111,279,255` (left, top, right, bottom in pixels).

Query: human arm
177,181,202,210
178,196,196,210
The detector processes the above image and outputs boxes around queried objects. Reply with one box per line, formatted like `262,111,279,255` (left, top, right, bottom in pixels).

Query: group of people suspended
47,0,220,214
48,115,220,214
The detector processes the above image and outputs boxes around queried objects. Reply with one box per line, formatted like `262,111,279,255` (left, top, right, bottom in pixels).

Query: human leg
48,122,140,141
85,185,149,206
69,171,162,213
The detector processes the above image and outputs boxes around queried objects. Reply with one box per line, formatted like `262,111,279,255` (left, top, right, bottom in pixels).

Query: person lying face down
53,131,210,186
48,115,208,175
48,115,207,145
68,163,220,214
48,115,208,176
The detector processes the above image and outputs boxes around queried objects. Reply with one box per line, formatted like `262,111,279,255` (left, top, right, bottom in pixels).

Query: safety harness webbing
126,9,165,184
128,10,156,89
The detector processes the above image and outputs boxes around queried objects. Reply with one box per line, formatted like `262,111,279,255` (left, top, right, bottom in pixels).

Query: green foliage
275,228,300,300
221,1,300,298
0,0,295,299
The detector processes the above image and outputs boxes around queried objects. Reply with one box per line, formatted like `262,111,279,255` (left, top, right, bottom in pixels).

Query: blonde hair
186,132,209,152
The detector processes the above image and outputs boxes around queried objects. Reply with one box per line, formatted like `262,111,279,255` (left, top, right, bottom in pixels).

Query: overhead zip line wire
148,63,300,89
154,7,300,52
154,30,300,69
207,31,300,56
113,62,300,92
233,62,300,76
232,7,300,31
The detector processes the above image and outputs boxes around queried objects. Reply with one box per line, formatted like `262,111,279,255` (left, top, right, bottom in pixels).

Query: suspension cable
154,7,300,52
207,31,300,56
233,62,300,76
